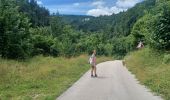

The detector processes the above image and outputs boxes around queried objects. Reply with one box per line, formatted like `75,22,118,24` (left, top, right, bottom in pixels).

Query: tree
50,15,65,38
17,0,50,27
0,0,31,59
151,3,170,50
131,13,155,46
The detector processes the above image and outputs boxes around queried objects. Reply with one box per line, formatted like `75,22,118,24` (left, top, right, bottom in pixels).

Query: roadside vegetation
124,1,170,99
0,0,170,99
125,47,170,100
0,55,112,99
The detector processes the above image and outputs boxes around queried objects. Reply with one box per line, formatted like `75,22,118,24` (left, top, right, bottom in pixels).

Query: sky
37,0,143,17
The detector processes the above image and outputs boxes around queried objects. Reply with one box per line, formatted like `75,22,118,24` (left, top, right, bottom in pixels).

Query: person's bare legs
91,66,94,77
94,66,97,77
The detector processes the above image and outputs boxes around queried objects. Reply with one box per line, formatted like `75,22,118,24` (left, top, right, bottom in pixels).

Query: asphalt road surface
57,60,162,100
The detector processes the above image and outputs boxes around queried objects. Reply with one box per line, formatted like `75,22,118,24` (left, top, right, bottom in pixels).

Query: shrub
0,0,31,59
151,3,170,50
163,54,170,64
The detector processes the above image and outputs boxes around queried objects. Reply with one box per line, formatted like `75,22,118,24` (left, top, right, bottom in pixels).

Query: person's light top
91,54,96,64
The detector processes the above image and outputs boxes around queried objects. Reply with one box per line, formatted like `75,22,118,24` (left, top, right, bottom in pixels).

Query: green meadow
0,55,112,100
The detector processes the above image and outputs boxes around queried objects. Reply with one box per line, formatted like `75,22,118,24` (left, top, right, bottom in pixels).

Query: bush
151,3,170,50
0,0,32,59
111,36,135,58
30,27,61,56
104,43,113,56
131,13,155,45
163,54,170,64
50,38,60,56
31,34,53,55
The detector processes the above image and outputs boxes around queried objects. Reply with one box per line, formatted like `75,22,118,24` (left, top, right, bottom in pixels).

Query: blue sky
37,0,143,16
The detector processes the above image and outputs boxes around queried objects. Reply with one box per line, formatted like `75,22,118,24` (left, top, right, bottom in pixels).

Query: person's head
93,50,96,55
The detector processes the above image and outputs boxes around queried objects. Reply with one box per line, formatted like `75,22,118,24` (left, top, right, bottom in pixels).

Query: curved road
57,61,162,100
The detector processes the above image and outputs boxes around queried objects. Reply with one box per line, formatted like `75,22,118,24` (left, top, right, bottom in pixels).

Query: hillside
0,0,159,59
0,0,170,99
60,15,94,30
62,0,156,36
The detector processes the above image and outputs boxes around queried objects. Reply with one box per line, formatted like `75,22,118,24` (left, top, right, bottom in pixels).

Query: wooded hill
0,0,170,59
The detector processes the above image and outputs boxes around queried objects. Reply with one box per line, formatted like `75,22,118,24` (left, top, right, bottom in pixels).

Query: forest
0,0,170,99
0,0,170,59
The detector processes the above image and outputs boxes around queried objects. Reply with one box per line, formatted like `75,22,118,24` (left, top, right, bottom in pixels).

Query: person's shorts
91,63,96,67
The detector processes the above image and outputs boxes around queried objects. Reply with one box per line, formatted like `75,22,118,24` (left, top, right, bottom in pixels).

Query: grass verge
0,55,112,100
125,47,170,100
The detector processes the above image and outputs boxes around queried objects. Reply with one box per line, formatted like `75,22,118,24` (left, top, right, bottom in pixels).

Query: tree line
0,0,170,59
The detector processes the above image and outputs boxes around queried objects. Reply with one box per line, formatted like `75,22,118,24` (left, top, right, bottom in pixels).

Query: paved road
57,61,162,100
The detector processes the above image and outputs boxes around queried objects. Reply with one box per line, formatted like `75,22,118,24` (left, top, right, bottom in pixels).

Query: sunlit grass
0,55,112,100
125,48,170,100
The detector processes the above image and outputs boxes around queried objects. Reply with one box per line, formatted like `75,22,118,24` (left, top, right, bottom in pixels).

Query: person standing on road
89,50,97,77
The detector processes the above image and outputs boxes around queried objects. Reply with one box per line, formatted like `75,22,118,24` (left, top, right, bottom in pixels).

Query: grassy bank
125,48,170,100
0,55,112,100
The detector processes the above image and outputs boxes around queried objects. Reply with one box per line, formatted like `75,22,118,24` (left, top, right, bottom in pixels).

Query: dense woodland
0,0,170,59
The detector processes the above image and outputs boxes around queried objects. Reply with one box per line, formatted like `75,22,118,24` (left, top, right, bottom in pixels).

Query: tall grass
125,47,170,100
0,55,112,100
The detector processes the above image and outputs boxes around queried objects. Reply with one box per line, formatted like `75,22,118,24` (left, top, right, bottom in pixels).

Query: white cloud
87,0,141,17
87,1,112,16
92,1,105,8
37,0,43,5
116,0,140,8
87,6,126,17
87,8,112,17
